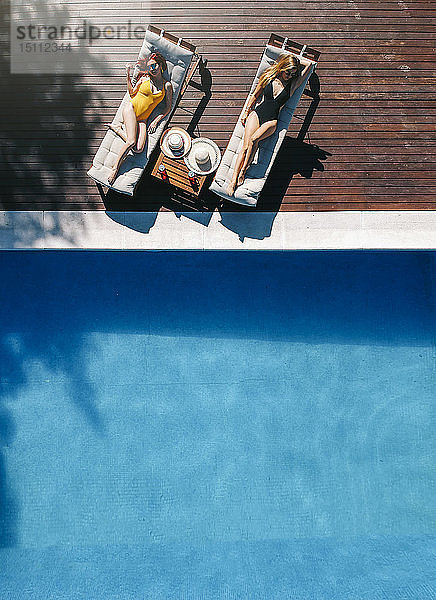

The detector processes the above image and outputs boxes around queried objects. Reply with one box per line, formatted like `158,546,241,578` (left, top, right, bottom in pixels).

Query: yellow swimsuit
130,76,166,121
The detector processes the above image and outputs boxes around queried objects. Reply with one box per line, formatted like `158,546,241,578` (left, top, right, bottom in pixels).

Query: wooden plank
1,0,435,211
150,152,208,196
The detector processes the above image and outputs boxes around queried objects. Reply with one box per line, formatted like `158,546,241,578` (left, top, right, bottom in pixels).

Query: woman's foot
107,123,127,142
226,179,237,196
107,167,118,185
237,171,246,187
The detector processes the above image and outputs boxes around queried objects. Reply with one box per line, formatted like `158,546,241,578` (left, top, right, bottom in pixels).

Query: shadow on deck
0,0,106,211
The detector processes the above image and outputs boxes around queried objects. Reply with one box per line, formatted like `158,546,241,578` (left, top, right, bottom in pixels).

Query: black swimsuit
253,79,292,126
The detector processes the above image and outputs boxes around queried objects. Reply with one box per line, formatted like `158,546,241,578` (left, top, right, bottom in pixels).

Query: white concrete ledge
0,210,435,250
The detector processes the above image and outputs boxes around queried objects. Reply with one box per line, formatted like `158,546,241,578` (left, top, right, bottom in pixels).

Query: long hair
137,51,167,75
258,54,301,90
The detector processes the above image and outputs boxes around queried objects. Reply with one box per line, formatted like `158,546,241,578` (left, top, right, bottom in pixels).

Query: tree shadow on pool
0,323,104,547
0,338,22,547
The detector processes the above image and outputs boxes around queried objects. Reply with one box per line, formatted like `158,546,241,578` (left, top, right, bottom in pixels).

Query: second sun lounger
209,35,320,207
87,25,198,196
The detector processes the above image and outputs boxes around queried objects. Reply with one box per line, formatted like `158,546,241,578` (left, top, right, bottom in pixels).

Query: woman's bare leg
132,121,147,153
237,120,277,186
226,111,260,196
108,103,138,185
107,123,127,142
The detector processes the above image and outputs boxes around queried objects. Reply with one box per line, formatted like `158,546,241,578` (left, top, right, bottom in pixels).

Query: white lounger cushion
87,29,194,196
209,44,316,206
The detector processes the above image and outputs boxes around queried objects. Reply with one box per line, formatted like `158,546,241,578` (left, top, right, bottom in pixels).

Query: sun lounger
209,35,320,206
87,25,199,196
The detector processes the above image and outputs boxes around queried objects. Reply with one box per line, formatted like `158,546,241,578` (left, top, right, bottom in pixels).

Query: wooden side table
150,152,208,197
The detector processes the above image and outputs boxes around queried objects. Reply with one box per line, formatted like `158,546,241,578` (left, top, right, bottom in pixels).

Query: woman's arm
289,58,314,96
299,59,313,80
126,66,144,96
246,81,263,110
241,81,263,124
126,65,134,95
148,81,173,133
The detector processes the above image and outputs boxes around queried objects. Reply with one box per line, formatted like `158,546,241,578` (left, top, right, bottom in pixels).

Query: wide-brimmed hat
160,127,192,159
184,137,221,175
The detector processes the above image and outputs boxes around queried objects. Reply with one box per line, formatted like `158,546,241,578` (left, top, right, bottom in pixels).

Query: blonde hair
258,54,301,90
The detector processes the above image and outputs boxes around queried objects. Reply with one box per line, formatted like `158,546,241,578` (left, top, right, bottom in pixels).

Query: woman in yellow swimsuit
108,52,173,185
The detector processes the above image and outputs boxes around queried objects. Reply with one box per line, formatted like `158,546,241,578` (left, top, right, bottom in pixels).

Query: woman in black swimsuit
227,53,312,196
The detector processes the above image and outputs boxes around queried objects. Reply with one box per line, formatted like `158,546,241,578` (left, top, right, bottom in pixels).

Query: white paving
0,210,435,249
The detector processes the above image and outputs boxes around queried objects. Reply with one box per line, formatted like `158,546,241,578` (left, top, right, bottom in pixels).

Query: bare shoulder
164,80,173,100
292,59,315,88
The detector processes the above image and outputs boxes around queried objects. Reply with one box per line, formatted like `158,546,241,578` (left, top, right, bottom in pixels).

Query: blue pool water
0,250,435,599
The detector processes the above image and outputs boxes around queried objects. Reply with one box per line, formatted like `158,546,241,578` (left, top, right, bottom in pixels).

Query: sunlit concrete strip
0,210,435,249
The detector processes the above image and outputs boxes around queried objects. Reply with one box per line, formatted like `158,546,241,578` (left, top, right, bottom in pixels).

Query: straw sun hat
160,127,192,159
184,137,221,176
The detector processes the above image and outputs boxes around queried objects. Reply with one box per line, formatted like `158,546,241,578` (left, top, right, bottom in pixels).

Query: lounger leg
96,182,106,200
297,95,320,142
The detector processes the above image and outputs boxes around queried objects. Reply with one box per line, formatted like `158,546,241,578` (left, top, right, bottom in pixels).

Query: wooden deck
1,0,435,211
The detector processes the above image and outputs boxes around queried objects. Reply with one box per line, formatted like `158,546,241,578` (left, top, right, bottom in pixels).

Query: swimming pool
0,250,435,598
